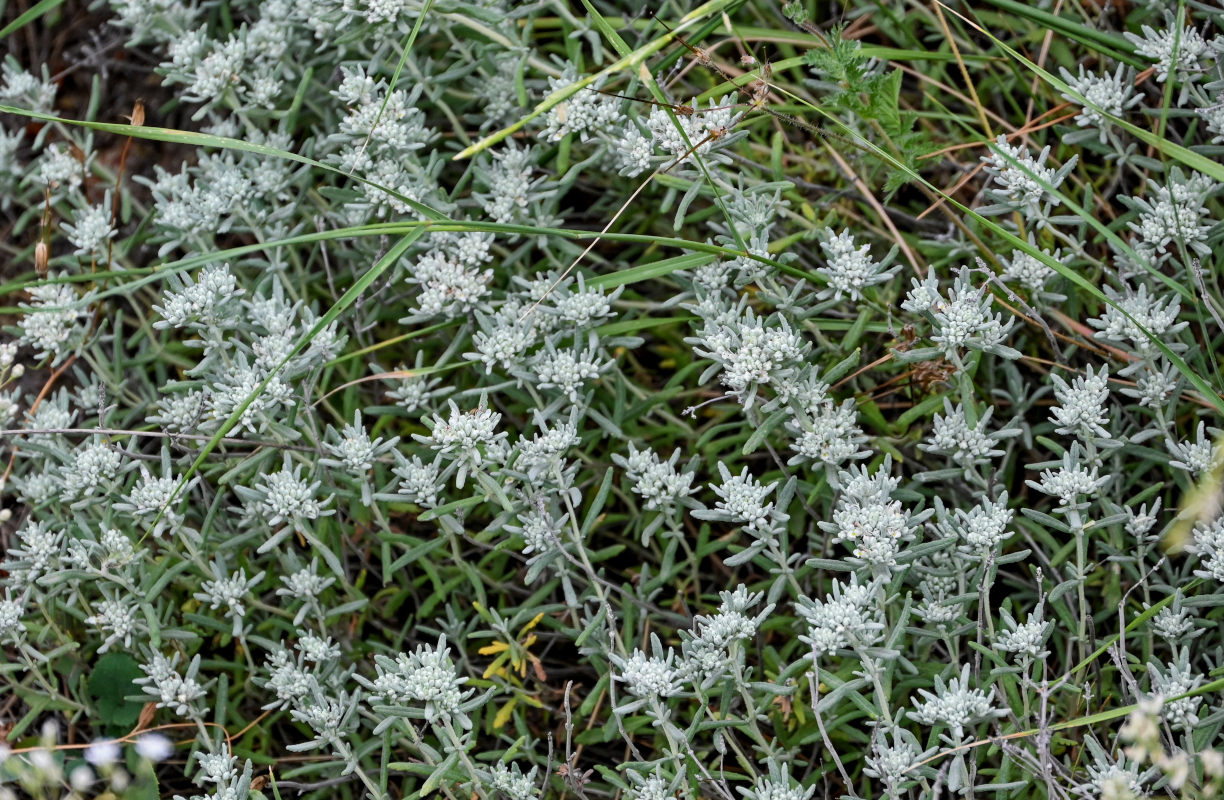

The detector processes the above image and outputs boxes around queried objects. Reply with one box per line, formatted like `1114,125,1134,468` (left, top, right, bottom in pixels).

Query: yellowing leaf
483,654,509,680
518,612,546,637
492,696,518,729
478,641,510,656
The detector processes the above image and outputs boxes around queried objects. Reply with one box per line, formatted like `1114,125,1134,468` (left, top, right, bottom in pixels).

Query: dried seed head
34,241,48,278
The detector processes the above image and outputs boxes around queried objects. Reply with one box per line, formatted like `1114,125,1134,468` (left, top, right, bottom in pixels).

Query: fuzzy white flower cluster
390,454,442,508
2,520,64,590
909,664,1003,736
613,444,696,514
487,761,539,800
415,400,508,488
1058,64,1140,141
680,585,772,683
529,334,611,402
822,458,927,568
84,594,139,653
62,200,116,256
19,279,91,362
1125,169,1218,260
689,304,808,409
136,652,208,717
695,462,786,536
1027,445,1109,509
323,414,388,475
626,771,677,800
1190,512,1224,582
641,94,737,166
795,573,882,657
275,560,335,626
194,562,264,636
982,135,1075,220
816,229,899,301
902,268,1018,360
515,414,579,480
920,401,1010,471
1050,365,1111,439
0,62,57,112
480,144,536,223
0,589,26,644
541,67,623,142
1088,283,1186,354
1000,247,1059,293
1167,421,1223,478
261,642,319,711
402,233,495,322
994,606,1050,661
933,492,1014,556
153,263,241,329
235,458,334,553
55,440,125,503
360,635,474,728
38,143,85,192
865,730,930,799
507,502,568,565
612,635,681,714
786,396,867,468
738,764,816,800
1147,653,1203,732
1125,19,1220,91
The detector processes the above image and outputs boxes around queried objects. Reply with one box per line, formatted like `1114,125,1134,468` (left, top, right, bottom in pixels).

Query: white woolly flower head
816,228,898,301
795,573,882,657
1058,63,1141,140
909,663,1004,736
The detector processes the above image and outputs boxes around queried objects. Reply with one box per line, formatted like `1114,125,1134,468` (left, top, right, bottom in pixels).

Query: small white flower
983,135,1075,218
415,399,507,488
613,444,696,514
84,740,121,767
1147,652,1203,732
1168,421,1223,478
738,763,815,800
0,589,26,644
529,335,610,403
817,229,898,301
136,652,207,717
909,663,1004,735
821,458,924,567
60,441,123,501
1124,169,1218,260
360,634,474,728
1189,512,1224,582
1000,247,1058,292
19,278,91,361
611,635,681,713
1050,364,1111,439
1026,445,1108,509
488,761,539,800
1088,283,1187,353
63,200,116,256
542,66,623,142
921,401,1008,468
153,263,241,329
695,462,784,535
1125,18,1218,91
994,607,1049,661
195,562,265,636
134,734,174,763
1059,64,1141,140
795,573,882,657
